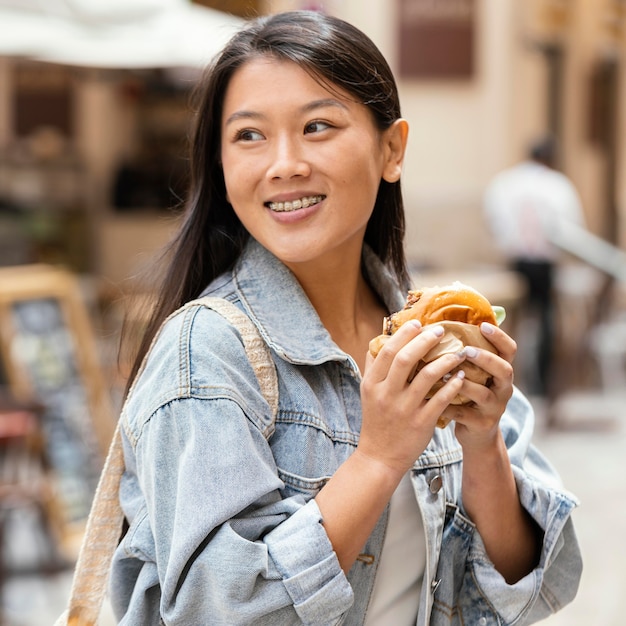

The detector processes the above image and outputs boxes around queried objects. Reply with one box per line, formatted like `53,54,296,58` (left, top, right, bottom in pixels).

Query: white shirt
364,472,426,625
483,161,586,262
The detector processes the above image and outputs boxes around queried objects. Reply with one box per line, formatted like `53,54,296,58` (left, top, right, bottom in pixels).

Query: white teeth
268,195,324,212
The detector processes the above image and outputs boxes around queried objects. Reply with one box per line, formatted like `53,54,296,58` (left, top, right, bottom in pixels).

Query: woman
110,11,581,625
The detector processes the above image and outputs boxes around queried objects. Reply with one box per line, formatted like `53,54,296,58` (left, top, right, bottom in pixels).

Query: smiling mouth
266,195,325,212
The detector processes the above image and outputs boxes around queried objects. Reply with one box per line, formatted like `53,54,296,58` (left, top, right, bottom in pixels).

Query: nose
266,135,311,180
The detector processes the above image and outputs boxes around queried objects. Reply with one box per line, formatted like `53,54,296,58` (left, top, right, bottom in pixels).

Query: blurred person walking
483,136,586,398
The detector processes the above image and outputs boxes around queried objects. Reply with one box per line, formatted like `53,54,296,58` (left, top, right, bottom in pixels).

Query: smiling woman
95,10,582,626
220,57,407,275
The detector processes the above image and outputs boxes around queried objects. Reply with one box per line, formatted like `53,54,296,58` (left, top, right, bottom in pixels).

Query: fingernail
464,346,478,358
410,320,422,330
456,370,466,380
442,373,452,382
481,322,496,335
431,325,444,337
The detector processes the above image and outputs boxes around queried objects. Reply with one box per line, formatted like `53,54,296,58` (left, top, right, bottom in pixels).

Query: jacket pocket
271,413,351,499
122,507,157,563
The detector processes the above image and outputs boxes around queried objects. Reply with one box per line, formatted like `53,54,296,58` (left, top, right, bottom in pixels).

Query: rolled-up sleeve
131,396,353,626
265,499,354,622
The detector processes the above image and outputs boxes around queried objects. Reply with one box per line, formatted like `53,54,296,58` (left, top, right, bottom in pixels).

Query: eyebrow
224,98,349,127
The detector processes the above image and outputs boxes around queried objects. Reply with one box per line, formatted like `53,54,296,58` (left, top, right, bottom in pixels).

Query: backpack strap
191,297,279,423
57,297,278,626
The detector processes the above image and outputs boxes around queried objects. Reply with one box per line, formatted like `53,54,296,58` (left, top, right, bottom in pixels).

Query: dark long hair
124,10,409,391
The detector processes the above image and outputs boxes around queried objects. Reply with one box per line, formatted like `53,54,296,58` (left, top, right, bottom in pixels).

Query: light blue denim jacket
110,238,582,625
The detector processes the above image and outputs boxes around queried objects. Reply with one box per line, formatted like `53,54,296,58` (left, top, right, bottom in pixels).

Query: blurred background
0,0,624,624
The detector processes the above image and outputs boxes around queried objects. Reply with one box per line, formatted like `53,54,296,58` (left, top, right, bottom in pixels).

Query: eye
304,120,332,134
235,128,264,142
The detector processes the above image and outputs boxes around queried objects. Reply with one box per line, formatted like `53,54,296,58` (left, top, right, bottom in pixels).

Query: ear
381,119,409,183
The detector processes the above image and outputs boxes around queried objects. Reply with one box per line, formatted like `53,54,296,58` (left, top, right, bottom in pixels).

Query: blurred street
1,393,624,626
531,393,626,626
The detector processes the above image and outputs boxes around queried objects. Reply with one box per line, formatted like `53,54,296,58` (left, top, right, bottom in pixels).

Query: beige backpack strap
57,421,125,626
57,297,278,625
195,296,279,423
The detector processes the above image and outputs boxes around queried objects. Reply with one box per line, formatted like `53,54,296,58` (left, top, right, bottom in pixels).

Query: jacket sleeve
138,398,352,625
111,307,354,625
458,388,582,625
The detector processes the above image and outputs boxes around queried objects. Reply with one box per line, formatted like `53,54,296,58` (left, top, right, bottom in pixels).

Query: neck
286,248,387,371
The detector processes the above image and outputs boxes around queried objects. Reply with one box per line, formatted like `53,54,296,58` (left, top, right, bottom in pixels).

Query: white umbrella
0,0,245,69
0,7,77,57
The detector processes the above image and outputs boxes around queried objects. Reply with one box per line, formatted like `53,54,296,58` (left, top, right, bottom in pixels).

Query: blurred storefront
0,0,247,283
322,0,626,271
0,0,624,276
0,0,623,398
0,0,625,384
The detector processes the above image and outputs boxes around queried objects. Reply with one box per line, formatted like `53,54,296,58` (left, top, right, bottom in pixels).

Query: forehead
222,56,356,113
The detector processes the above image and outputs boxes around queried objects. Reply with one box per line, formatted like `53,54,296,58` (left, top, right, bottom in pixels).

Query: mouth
265,195,325,213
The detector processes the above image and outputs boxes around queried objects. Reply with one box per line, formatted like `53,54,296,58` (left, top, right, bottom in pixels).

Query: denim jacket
109,238,582,625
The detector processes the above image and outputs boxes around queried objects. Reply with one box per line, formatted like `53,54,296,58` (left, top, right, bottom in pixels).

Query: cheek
330,138,386,186
222,157,252,201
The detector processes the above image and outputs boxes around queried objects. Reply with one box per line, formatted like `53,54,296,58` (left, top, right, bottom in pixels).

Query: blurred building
321,0,626,274
0,0,624,277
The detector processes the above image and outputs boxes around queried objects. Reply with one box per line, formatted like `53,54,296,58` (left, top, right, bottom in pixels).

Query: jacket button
429,475,443,494
356,553,375,565
478,618,487,625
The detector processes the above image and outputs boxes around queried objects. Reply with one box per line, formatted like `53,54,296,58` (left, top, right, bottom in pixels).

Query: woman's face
220,57,407,271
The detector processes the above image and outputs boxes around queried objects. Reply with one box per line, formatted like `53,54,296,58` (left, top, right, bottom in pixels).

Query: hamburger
369,282,505,425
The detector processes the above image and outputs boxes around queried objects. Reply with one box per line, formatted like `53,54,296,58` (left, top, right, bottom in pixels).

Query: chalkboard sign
0,264,116,557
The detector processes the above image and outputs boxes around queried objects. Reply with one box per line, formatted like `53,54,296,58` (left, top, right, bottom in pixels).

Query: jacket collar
232,239,405,369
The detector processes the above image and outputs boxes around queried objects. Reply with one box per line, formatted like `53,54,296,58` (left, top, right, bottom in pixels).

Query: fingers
366,319,421,381
439,338,515,435
407,350,465,402
480,322,517,363
360,327,468,472
419,367,466,421
364,321,518,440
449,323,516,412
369,322,455,387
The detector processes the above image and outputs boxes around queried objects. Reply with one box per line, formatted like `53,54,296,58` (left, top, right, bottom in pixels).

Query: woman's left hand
442,322,542,584
439,321,516,449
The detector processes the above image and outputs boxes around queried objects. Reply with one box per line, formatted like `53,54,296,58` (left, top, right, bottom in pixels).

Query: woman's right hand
316,320,466,573
358,320,466,477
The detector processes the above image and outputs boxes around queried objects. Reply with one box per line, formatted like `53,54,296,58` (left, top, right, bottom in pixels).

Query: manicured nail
464,346,478,358
442,373,452,382
431,325,444,337
456,370,466,380
481,322,496,335
410,320,422,330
